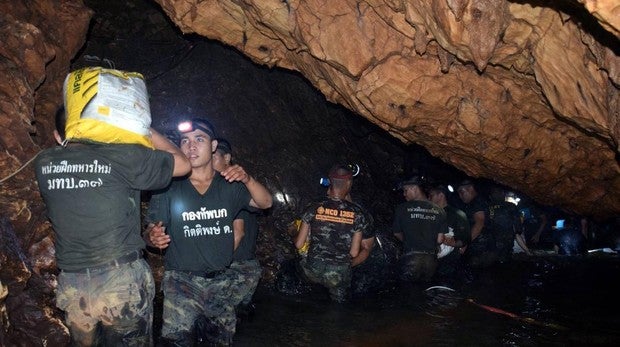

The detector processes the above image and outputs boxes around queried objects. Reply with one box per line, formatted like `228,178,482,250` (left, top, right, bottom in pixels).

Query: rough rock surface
155,0,619,219
0,0,91,253
0,217,69,346
0,0,618,343
0,1,91,345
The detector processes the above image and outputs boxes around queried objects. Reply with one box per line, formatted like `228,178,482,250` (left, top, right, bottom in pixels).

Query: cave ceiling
153,0,620,219
0,0,619,223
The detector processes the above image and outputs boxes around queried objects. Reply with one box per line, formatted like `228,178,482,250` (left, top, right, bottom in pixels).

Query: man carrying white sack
34,67,191,346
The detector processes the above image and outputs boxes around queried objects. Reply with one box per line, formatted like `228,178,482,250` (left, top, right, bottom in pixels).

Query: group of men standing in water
293,169,538,304
392,177,532,285
36,112,272,346
36,105,567,346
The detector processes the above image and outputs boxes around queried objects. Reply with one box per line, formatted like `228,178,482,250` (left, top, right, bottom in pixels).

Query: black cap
400,176,424,188
176,118,216,139
215,138,232,155
430,185,450,197
458,179,474,188
328,164,353,180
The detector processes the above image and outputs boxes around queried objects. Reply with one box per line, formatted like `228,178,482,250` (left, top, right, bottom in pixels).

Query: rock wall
154,0,619,219
0,0,91,264
0,1,91,345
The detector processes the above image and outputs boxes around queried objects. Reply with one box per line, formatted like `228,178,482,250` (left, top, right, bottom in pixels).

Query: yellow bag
63,67,153,148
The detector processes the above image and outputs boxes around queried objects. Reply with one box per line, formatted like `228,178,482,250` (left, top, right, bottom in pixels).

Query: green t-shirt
445,205,471,246
147,174,251,272
488,200,521,240
392,200,447,253
233,208,260,262
35,143,174,271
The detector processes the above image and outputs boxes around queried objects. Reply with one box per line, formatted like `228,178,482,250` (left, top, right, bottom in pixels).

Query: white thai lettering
181,208,228,222
40,159,111,176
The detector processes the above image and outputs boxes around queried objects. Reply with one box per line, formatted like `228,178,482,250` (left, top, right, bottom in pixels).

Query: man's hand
145,222,171,250
222,165,273,209
442,235,456,247
220,164,250,184
459,245,468,254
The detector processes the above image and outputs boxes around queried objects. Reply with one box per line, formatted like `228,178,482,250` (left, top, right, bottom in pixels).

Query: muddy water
233,255,620,346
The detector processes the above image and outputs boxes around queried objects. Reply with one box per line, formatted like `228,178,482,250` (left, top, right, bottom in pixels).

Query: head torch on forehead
320,163,360,187
177,119,215,138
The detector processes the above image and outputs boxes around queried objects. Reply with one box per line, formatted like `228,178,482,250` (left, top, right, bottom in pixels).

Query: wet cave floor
151,254,620,346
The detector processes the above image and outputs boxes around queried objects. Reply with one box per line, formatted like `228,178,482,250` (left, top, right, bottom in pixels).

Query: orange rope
467,299,567,330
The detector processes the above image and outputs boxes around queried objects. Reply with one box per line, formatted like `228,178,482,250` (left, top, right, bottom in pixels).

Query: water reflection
234,255,620,346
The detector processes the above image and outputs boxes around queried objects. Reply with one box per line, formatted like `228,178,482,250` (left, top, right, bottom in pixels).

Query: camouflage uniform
227,209,262,308
299,198,368,303
227,259,262,307
56,256,154,346
34,143,175,346
161,270,235,346
299,257,352,302
148,175,252,345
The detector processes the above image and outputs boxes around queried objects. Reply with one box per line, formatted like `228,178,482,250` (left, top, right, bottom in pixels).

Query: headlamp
176,119,215,139
347,164,360,177
323,163,361,184
177,121,194,133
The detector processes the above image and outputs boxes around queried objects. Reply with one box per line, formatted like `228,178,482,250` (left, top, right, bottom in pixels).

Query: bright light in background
506,197,520,205
274,192,290,204
505,192,520,205
447,185,454,192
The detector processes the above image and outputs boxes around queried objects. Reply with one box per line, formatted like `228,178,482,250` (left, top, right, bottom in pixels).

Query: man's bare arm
295,222,310,249
351,237,375,267
220,165,273,209
150,128,191,177
471,211,485,241
233,218,245,251
349,231,363,258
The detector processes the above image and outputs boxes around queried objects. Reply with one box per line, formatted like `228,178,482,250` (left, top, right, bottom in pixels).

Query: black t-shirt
445,205,471,245
392,200,447,253
233,208,260,262
35,143,174,271
488,200,521,239
460,196,488,229
147,174,251,272
350,200,376,239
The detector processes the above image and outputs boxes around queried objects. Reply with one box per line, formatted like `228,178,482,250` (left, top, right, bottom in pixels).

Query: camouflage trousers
399,252,437,283
161,270,236,346
56,257,154,347
299,258,352,303
227,259,262,307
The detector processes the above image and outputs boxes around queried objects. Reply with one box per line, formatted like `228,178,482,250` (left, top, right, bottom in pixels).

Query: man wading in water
145,118,272,345
35,107,190,346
